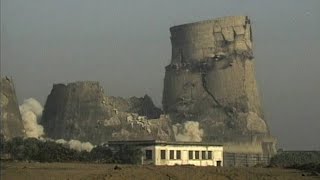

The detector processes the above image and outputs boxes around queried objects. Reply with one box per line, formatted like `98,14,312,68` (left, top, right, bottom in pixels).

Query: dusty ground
1,162,319,180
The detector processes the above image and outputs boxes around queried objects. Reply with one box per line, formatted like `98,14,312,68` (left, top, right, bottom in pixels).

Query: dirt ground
1,162,319,180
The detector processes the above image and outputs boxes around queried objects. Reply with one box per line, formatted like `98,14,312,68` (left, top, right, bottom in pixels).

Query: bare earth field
1,162,319,180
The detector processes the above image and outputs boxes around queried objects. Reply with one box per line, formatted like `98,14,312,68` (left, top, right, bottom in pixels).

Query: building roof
108,140,222,147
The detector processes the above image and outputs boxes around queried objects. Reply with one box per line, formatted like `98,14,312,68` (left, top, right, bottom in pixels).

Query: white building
108,140,223,166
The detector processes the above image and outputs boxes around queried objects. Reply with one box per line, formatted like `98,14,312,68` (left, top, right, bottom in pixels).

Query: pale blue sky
1,0,319,150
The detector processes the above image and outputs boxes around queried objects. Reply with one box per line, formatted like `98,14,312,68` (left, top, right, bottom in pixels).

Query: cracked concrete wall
41,81,174,144
205,57,264,118
163,16,275,154
0,77,25,139
170,16,251,63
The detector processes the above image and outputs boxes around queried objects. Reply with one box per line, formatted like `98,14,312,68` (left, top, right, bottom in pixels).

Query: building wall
162,16,276,151
164,16,264,120
170,16,249,63
142,145,223,166
0,77,25,139
223,153,271,167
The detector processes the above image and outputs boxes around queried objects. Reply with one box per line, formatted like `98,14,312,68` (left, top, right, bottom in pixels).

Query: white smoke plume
19,98,44,138
173,121,204,142
19,98,94,152
56,139,94,152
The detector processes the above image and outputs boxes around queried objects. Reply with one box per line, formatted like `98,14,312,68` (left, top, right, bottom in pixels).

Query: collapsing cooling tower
0,76,25,139
162,16,276,154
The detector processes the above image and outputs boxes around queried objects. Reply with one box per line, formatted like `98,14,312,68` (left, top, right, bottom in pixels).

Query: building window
195,151,200,159
161,150,166,160
176,150,181,159
145,150,152,160
170,150,174,159
189,151,193,160
201,151,206,159
208,151,212,159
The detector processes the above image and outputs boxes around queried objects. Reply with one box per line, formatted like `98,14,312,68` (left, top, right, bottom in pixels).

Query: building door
216,161,222,167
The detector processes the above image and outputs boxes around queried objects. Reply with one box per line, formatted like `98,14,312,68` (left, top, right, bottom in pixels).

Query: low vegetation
270,151,320,167
0,137,142,164
270,151,320,174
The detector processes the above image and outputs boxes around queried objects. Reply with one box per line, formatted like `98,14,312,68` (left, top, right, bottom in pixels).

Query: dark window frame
208,151,212,159
169,150,174,160
189,151,193,160
201,151,206,160
195,151,200,159
145,150,152,160
160,150,166,160
176,150,181,159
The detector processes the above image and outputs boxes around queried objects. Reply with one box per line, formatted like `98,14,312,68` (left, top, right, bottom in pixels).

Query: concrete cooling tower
0,76,25,139
162,16,276,155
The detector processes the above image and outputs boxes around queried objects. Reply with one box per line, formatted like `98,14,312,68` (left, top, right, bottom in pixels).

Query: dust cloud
19,98,94,152
173,121,204,142
19,98,44,138
56,139,94,152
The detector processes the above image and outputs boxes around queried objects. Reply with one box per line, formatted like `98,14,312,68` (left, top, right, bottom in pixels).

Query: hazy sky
1,0,319,150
